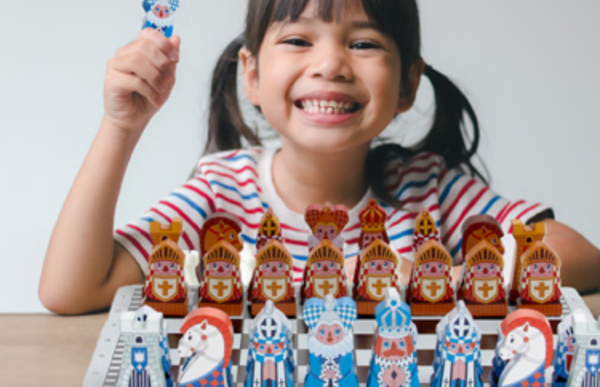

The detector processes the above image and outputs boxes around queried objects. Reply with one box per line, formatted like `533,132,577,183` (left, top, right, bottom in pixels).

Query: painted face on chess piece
446,341,476,355
260,262,289,277
421,261,446,276
152,4,171,19
254,341,285,356
473,263,500,278
365,259,392,275
151,260,179,275
208,261,235,277
529,263,557,277
314,224,339,241
316,323,345,345
374,336,414,360
313,261,339,276
360,232,386,248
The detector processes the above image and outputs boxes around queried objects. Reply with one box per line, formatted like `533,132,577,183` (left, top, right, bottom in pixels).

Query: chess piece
249,210,296,316
301,240,348,301
143,218,188,316
198,240,244,316
431,301,483,387
461,214,505,261
509,220,546,303
566,310,600,387
355,239,400,316
518,241,562,316
142,0,180,38
303,295,358,387
491,309,554,387
367,288,419,387
245,300,295,387
177,307,234,387
409,209,455,315
459,240,508,317
305,203,349,252
118,306,173,387
553,313,576,387
196,213,243,282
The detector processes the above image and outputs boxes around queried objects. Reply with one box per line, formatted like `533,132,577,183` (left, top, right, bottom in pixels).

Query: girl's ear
397,58,425,114
239,47,260,107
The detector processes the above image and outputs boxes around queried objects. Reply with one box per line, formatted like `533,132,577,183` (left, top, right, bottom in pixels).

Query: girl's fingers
109,70,162,108
110,53,168,96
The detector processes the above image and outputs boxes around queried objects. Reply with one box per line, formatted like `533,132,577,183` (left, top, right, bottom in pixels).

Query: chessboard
83,286,592,387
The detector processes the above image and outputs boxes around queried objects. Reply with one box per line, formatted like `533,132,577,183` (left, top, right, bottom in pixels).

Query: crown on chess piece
359,199,387,234
375,288,412,338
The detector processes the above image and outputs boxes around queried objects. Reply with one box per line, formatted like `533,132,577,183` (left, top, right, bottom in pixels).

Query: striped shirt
115,147,550,283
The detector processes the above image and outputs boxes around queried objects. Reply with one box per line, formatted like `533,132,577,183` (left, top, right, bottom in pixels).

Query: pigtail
204,35,261,155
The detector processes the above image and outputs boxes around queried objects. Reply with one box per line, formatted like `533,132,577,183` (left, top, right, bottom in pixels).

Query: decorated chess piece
301,240,348,301
509,220,546,304
566,310,600,387
367,288,419,387
517,241,562,316
553,312,577,387
461,214,505,261
118,306,174,387
249,209,296,316
142,0,180,38
245,300,295,387
177,307,234,387
305,203,349,252
196,213,244,282
142,218,188,316
459,240,508,317
303,294,359,387
491,309,554,387
431,301,483,387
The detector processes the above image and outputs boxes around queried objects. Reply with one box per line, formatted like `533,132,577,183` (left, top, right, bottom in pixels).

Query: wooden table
2,296,599,387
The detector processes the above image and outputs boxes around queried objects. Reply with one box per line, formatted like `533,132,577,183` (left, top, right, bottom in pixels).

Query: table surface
3,294,600,387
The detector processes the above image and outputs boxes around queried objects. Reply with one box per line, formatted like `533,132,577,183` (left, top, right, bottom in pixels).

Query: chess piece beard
308,328,353,359
375,355,413,387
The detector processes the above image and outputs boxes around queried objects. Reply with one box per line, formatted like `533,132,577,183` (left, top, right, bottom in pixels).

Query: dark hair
204,0,487,208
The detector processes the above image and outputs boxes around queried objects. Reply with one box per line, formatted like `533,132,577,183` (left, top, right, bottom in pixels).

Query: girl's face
241,0,418,154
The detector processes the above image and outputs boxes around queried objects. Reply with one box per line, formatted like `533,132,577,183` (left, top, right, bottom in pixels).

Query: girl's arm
39,29,180,315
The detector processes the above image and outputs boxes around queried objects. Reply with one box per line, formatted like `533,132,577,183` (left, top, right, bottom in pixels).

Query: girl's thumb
170,35,181,51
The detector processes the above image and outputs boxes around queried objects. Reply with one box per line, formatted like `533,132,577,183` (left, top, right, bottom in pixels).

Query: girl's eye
282,38,310,47
351,41,381,50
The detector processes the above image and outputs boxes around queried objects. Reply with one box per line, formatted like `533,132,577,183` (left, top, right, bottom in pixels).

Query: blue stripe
396,173,438,199
439,174,463,205
142,217,154,223
241,234,256,244
481,195,501,214
449,196,501,258
390,229,414,241
208,180,262,201
170,193,207,219
345,252,359,259
224,154,258,164
292,254,308,262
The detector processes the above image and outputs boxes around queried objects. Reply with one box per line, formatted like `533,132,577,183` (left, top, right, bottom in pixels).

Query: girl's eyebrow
280,16,380,32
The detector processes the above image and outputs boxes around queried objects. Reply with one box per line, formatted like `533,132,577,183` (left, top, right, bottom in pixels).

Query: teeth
300,99,356,114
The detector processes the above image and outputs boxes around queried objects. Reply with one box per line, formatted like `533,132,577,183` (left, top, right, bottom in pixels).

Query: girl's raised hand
103,28,180,138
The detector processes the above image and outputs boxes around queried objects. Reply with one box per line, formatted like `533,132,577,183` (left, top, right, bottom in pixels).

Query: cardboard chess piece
302,240,348,301
412,207,440,252
431,301,483,387
367,288,419,387
303,294,359,387
118,306,174,387
245,300,295,387
305,203,349,252
355,239,400,316
198,240,244,316
142,0,180,38
509,220,546,303
249,210,296,316
197,213,243,282
461,214,505,261
491,309,554,387
177,307,234,387
518,241,562,316
143,218,188,316
566,311,600,387
553,312,576,387
459,240,508,317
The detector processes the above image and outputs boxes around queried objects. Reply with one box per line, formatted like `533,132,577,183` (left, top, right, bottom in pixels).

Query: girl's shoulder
384,151,448,180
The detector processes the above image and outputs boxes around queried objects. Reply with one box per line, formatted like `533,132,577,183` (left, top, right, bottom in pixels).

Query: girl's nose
309,45,353,82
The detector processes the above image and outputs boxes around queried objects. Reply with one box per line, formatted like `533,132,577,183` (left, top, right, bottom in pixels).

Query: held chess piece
517,241,563,316
245,300,295,387
367,288,419,387
177,307,234,387
142,218,188,317
118,306,173,387
553,312,577,387
249,209,296,316
566,311,600,387
303,294,359,387
431,301,483,387
491,309,554,387
509,220,546,304
142,0,180,38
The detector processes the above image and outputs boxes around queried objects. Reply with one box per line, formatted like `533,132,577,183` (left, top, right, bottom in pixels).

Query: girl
39,0,600,314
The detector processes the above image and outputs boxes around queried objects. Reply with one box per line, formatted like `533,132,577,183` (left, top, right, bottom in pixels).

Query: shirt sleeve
114,170,216,275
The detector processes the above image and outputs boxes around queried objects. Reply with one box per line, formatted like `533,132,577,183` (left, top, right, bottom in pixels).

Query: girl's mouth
294,99,361,115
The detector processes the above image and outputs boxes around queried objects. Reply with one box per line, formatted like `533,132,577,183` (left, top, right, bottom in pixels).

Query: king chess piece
367,288,419,387
245,300,295,387
566,311,600,387
431,301,483,387
142,217,189,317
303,294,359,387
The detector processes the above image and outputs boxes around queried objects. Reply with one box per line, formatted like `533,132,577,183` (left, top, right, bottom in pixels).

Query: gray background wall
1,0,598,312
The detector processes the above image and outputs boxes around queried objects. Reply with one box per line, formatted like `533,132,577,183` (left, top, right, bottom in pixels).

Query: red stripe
195,177,212,190
116,229,149,260
281,223,309,233
292,266,304,272
283,238,309,247
438,168,449,183
507,203,541,234
498,200,525,224
149,209,194,250
216,209,260,229
215,193,264,215
387,203,439,229
440,179,477,224
224,149,240,159
443,187,489,244
183,184,216,213
386,161,441,191
397,246,413,255
159,201,201,236
346,237,359,245
345,222,361,232
495,202,511,223
198,162,259,178
400,187,437,206
204,170,262,193
127,224,153,245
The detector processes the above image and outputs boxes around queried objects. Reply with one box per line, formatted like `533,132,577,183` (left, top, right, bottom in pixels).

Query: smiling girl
40,0,600,314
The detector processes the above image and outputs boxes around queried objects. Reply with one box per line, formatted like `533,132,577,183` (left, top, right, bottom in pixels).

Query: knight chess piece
177,307,234,387
566,310,600,387
367,288,419,387
142,217,189,317
303,294,359,387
